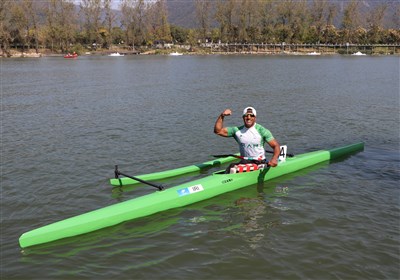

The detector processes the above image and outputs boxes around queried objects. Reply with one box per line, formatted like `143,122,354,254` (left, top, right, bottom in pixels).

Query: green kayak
19,142,364,248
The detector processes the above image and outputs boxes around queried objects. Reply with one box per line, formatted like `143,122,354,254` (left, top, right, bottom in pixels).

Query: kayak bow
19,142,364,248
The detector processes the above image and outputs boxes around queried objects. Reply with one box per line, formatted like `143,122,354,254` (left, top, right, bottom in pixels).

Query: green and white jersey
227,123,274,160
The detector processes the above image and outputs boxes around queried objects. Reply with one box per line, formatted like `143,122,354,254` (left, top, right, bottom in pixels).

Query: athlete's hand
267,158,278,167
221,109,232,117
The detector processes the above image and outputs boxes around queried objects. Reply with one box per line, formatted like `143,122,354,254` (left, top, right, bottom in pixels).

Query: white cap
243,107,257,116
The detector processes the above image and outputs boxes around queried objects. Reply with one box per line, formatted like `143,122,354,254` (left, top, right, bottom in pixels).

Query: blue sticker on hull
177,184,204,197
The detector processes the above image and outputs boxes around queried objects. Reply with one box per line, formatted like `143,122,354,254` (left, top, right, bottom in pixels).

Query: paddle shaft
114,165,165,190
213,150,294,159
213,154,257,160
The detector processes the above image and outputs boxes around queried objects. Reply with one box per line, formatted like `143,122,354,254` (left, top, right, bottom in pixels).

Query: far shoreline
2,45,399,58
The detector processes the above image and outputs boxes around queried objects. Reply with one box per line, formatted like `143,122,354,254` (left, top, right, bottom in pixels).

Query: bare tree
393,3,400,29
120,0,149,49
275,0,309,43
309,0,329,43
326,2,337,26
341,0,362,43
238,0,249,42
214,0,237,42
366,4,387,43
0,0,13,56
245,0,263,43
275,0,295,43
120,0,133,48
147,0,171,44
103,0,116,48
134,0,148,46
195,0,211,43
9,2,28,53
291,0,308,43
44,0,76,52
259,0,275,43
80,0,103,48
237,0,262,43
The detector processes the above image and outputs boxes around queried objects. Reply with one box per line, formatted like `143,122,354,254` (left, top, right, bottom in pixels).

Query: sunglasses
243,114,255,118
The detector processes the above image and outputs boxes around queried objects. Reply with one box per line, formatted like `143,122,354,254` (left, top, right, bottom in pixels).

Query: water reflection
233,183,290,249
230,161,335,249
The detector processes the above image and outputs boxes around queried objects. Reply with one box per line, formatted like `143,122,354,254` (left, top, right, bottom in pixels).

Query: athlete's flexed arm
214,109,232,137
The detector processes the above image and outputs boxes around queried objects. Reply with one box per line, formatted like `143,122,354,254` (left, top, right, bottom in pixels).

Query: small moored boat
169,52,183,56
64,53,78,59
108,52,124,57
307,51,321,56
352,51,366,56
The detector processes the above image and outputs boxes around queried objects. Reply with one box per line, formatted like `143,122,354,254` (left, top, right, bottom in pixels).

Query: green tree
111,26,125,45
170,25,188,44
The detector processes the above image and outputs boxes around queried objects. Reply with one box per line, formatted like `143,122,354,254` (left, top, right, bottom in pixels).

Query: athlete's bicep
216,127,229,137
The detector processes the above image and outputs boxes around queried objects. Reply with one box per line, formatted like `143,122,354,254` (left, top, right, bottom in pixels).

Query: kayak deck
110,155,239,186
19,142,364,248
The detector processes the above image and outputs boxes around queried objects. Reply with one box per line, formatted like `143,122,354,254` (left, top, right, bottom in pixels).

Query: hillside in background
166,0,399,29
166,0,197,28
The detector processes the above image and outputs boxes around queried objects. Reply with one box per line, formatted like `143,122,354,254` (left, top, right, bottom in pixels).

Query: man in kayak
214,107,280,170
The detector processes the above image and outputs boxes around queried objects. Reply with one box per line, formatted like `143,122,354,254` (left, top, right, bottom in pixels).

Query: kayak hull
19,142,364,248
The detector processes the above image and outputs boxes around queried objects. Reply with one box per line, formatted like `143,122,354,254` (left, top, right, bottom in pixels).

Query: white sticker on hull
177,184,204,197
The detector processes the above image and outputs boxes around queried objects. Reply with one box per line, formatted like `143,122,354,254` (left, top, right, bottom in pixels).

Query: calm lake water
1,54,399,279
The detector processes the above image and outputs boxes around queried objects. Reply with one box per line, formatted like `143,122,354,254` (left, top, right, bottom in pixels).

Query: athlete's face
243,114,256,128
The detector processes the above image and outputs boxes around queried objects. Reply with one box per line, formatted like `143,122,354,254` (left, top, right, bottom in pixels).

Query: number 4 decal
279,145,287,162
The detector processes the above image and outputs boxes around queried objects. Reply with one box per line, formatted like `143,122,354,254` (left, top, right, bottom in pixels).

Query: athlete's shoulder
255,124,274,140
254,123,269,132
227,125,244,136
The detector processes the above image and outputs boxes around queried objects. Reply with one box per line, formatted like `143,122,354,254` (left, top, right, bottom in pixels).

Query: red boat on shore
64,52,78,59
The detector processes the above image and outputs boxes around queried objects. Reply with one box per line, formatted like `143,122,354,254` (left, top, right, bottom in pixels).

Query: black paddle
212,154,253,160
213,150,294,159
114,165,165,190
